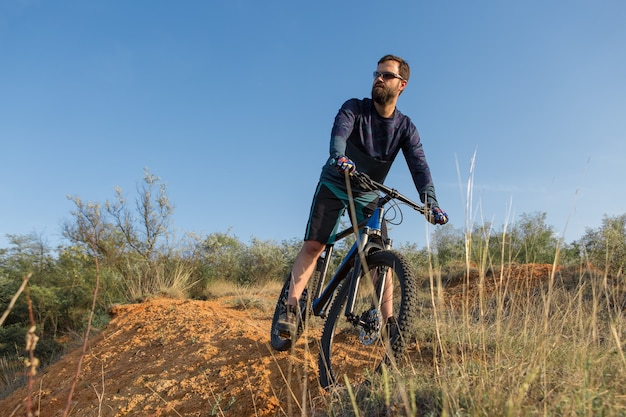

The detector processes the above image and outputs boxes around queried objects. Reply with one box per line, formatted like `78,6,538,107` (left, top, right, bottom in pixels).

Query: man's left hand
427,207,448,225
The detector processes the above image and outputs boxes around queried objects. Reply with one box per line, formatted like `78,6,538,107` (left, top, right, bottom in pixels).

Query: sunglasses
373,71,404,81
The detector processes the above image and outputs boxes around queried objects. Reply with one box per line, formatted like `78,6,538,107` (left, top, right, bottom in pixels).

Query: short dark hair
378,54,410,81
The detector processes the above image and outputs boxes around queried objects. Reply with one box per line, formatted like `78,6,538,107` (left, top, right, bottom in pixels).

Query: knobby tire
318,249,418,389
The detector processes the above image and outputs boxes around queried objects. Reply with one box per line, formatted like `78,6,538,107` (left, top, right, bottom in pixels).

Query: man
277,54,448,336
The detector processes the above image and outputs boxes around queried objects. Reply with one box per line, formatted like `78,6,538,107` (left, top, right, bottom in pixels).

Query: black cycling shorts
303,181,386,244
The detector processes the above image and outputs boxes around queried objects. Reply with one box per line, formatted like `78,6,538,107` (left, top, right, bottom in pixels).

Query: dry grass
316,263,626,417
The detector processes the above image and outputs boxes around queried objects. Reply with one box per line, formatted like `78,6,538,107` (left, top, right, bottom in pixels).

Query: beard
371,83,395,105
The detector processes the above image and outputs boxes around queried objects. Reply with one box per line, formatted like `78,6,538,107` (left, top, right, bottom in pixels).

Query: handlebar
350,171,426,215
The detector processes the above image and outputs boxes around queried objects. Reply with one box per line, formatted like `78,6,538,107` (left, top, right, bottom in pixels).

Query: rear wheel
318,250,417,388
270,268,320,351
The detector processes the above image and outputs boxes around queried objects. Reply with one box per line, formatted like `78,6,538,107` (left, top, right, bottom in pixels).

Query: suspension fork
345,233,394,323
343,203,390,322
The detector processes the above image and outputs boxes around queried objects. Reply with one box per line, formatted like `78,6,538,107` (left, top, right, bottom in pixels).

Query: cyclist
277,54,448,337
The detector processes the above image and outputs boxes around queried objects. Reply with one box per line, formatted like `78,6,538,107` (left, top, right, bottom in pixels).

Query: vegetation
2,170,626,415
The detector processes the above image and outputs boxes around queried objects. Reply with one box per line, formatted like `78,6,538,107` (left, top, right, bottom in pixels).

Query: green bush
581,213,626,276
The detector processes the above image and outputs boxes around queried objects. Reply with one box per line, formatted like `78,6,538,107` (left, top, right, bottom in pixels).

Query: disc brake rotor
358,309,383,346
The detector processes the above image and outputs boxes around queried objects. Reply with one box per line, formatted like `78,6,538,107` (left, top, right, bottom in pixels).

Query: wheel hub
358,309,383,345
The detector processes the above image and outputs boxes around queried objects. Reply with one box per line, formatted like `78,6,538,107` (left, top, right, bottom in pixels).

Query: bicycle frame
306,172,426,322
311,199,391,320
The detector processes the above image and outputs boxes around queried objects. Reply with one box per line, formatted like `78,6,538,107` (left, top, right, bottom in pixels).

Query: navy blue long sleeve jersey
319,98,439,208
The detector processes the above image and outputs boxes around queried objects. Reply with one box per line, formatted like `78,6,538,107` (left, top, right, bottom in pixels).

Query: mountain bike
269,171,428,389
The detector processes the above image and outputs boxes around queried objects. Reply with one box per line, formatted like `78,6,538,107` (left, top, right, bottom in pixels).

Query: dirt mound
438,263,559,306
1,297,321,417
0,264,558,416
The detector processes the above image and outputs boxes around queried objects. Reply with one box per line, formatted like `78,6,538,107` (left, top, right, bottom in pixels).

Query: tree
580,213,626,276
508,212,558,264
0,234,64,364
105,168,173,262
63,169,185,300
200,231,246,284
240,238,288,285
430,224,466,267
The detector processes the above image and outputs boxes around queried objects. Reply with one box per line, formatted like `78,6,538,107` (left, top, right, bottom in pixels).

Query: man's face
371,60,407,105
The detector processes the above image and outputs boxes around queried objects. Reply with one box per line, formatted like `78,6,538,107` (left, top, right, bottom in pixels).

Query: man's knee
302,240,325,257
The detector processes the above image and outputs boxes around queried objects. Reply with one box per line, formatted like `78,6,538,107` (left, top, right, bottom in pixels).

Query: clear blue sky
1,0,625,250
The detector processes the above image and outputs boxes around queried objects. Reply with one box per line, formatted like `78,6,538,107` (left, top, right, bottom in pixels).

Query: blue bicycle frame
310,195,392,320
305,171,426,322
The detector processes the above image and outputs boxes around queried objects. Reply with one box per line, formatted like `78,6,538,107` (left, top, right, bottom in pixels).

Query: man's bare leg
287,240,326,306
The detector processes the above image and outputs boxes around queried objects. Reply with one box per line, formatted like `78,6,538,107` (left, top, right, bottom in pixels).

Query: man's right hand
332,155,356,174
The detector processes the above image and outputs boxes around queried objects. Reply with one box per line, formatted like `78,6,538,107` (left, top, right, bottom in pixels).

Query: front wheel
318,250,418,389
